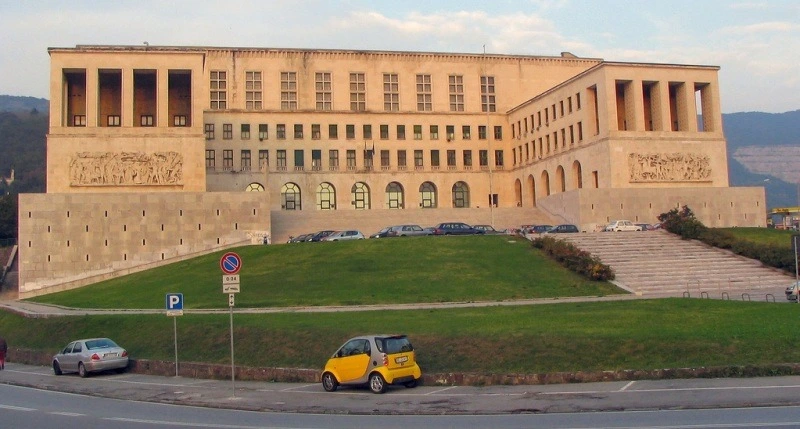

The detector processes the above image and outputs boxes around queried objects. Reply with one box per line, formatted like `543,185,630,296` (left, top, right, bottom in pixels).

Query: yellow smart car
321,334,422,394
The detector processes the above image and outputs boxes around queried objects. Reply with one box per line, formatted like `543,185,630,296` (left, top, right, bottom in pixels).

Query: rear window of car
376,336,413,354
85,339,118,350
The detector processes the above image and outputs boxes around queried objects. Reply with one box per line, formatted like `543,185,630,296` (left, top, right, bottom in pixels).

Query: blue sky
1,0,798,113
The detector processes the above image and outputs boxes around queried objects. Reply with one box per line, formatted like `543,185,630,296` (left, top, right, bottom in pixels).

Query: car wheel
78,362,88,378
403,379,418,388
52,361,63,376
322,372,339,392
369,373,387,394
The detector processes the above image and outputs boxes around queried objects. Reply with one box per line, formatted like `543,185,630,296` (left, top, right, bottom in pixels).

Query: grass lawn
720,227,797,249
29,235,624,309
2,299,798,374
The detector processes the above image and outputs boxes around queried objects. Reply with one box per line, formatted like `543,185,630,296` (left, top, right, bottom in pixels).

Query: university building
17,45,765,297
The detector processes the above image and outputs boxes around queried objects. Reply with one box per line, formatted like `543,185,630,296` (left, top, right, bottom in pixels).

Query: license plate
394,356,408,364
104,352,118,358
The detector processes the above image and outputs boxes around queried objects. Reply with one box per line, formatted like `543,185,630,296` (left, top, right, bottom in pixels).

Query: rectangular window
315,72,332,110
363,149,373,169
277,124,286,139
241,124,250,140
363,124,372,139
350,72,366,111
449,75,464,111
294,124,303,139
430,125,439,140
416,74,432,111
312,124,321,140
381,150,390,167
414,150,424,167
495,150,504,167
494,126,503,140
107,115,120,127
222,149,233,170
446,125,455,141
380,124,389,140
560,100,565,117
398,150,407,167
258,150,268,169
479,149,488,166
478,125,487,140
173,115,187,127
447,149,456,167
397,124,406,140
328,149,339,169
312,149,322,170
277,150,287,168
281,71,297,110
576,92,582,109
463,150,472,167
431,150,440,167
241,150,251,170
295,151,306,170
383,73,399,111
346,124,355,139
481,75,496,112
223,123,233,140
568,96,573,113
210,70,227,110
569,125,575,145
413,124,422,140
329,124,338,139
578,121,584,140
204,123,215,140
205,149,215,168
140,115,154,127
245,71,262,110
258,124,268,140
462,125,471,140
346,150,356,168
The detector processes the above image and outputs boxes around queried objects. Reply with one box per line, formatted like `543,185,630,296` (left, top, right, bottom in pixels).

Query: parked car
386,224,431,237
529,224,553,234
288,233,312,243
786,282,800,302
544,224,580,234
369,227,391,239
432,222,484,235
635,223,654,231
52,338,129,377
473,225,504,234
604,220,642,232
321,334,422,394
323,230,365,241
309,230,336,242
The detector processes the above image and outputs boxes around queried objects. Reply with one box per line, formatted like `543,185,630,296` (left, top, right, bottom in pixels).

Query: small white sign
223,283,241,293
228,293,235,307
223,275,240,285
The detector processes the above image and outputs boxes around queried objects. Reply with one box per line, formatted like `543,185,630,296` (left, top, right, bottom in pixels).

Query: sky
1,0,798,113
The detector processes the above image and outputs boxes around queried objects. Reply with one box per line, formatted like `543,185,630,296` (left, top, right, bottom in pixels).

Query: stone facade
16,45,764,296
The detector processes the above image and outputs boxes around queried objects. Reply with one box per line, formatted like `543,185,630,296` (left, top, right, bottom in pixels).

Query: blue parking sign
166,293,184,315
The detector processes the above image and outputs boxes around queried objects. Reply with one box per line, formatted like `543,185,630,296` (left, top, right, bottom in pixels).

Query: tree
0,194,17,240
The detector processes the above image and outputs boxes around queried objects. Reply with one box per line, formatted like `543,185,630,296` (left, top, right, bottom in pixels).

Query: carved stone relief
628,152,711,182
69,152,183,186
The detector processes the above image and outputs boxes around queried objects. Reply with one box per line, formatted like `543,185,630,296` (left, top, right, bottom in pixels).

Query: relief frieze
628,152,711,182
69,151,183,186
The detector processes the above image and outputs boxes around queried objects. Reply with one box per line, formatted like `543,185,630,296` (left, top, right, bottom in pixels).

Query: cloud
719,21,800,35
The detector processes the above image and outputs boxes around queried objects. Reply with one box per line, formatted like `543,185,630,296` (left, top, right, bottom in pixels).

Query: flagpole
484,45,495,227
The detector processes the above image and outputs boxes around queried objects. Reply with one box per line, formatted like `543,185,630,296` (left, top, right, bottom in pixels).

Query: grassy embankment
4,234,798,375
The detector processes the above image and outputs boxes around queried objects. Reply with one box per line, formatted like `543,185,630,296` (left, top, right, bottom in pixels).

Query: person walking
0,336,7,370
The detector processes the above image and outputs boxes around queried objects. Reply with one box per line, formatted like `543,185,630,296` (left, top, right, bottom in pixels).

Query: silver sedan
53,338,129,377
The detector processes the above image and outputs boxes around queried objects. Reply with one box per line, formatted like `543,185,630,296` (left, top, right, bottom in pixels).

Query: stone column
85,68,98,127
158,69,169,128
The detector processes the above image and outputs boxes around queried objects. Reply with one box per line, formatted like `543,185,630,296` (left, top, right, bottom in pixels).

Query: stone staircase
555,231,794,300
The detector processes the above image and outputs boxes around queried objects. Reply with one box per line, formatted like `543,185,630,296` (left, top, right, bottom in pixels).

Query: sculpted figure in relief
69,152,183,186
628,152,711,182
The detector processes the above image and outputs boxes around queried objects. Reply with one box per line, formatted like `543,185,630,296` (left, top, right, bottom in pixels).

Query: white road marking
49,411,85,416
424,385,457,395
280,383,315,391
0,404,36,411
619,380,636,391
105,417,295,428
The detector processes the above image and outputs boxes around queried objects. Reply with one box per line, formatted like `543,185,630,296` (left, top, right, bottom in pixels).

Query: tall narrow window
241,150,251,171
277,124,286,139
329,124,338,139
315,72,332,110
312,124,321,139
222,149,233,170
294,124,303,139
363,124,372,140
462,125,471,140
205,149,215,168
413,125,422,140
223,123,232,140
380,124,389,140
204,123,215,140
397,124,406,140
210,71,226,110
281,71,297,110
328,149,339,169
416,74,432,111
350,73,366,111
346,124,355,139
449,75,464,111
481,75,495,112
258,124,268,140
478,125,487,140
277,150,287,168
258,150,268,169
346,150,356,169
383,73,399,111
241,124,250,140
245,71,262,110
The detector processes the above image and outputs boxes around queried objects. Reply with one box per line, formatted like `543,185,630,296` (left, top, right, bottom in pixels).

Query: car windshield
376,336,413,354
85,338,119,350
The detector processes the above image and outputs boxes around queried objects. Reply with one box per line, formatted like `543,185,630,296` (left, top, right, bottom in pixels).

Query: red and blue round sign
220,252,242,274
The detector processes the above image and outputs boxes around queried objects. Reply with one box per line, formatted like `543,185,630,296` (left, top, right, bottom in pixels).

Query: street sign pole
220,252,242,397
794,235,800,303
173,316,179,377
165,293,184,377
229,294,235,396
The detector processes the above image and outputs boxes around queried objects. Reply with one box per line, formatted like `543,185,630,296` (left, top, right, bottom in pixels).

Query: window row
511,92,582,139
204,122,504,142
268,181,473,210
209,70,496,112
512,122,585,165
205,149,506,171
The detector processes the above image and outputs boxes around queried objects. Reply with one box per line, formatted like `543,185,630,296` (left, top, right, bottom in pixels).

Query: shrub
531,236,615,281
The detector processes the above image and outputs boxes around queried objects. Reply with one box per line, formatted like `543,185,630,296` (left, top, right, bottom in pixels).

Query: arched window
540,171,551,197
281,182,301,210
419,182,437,208
245,182,264,192
385,182,404,209
316,182,336,210
351,182,370,210
452,181,470,208
572,160,583,189
555,165,566,193
514,179,522,206
527,174,536,207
